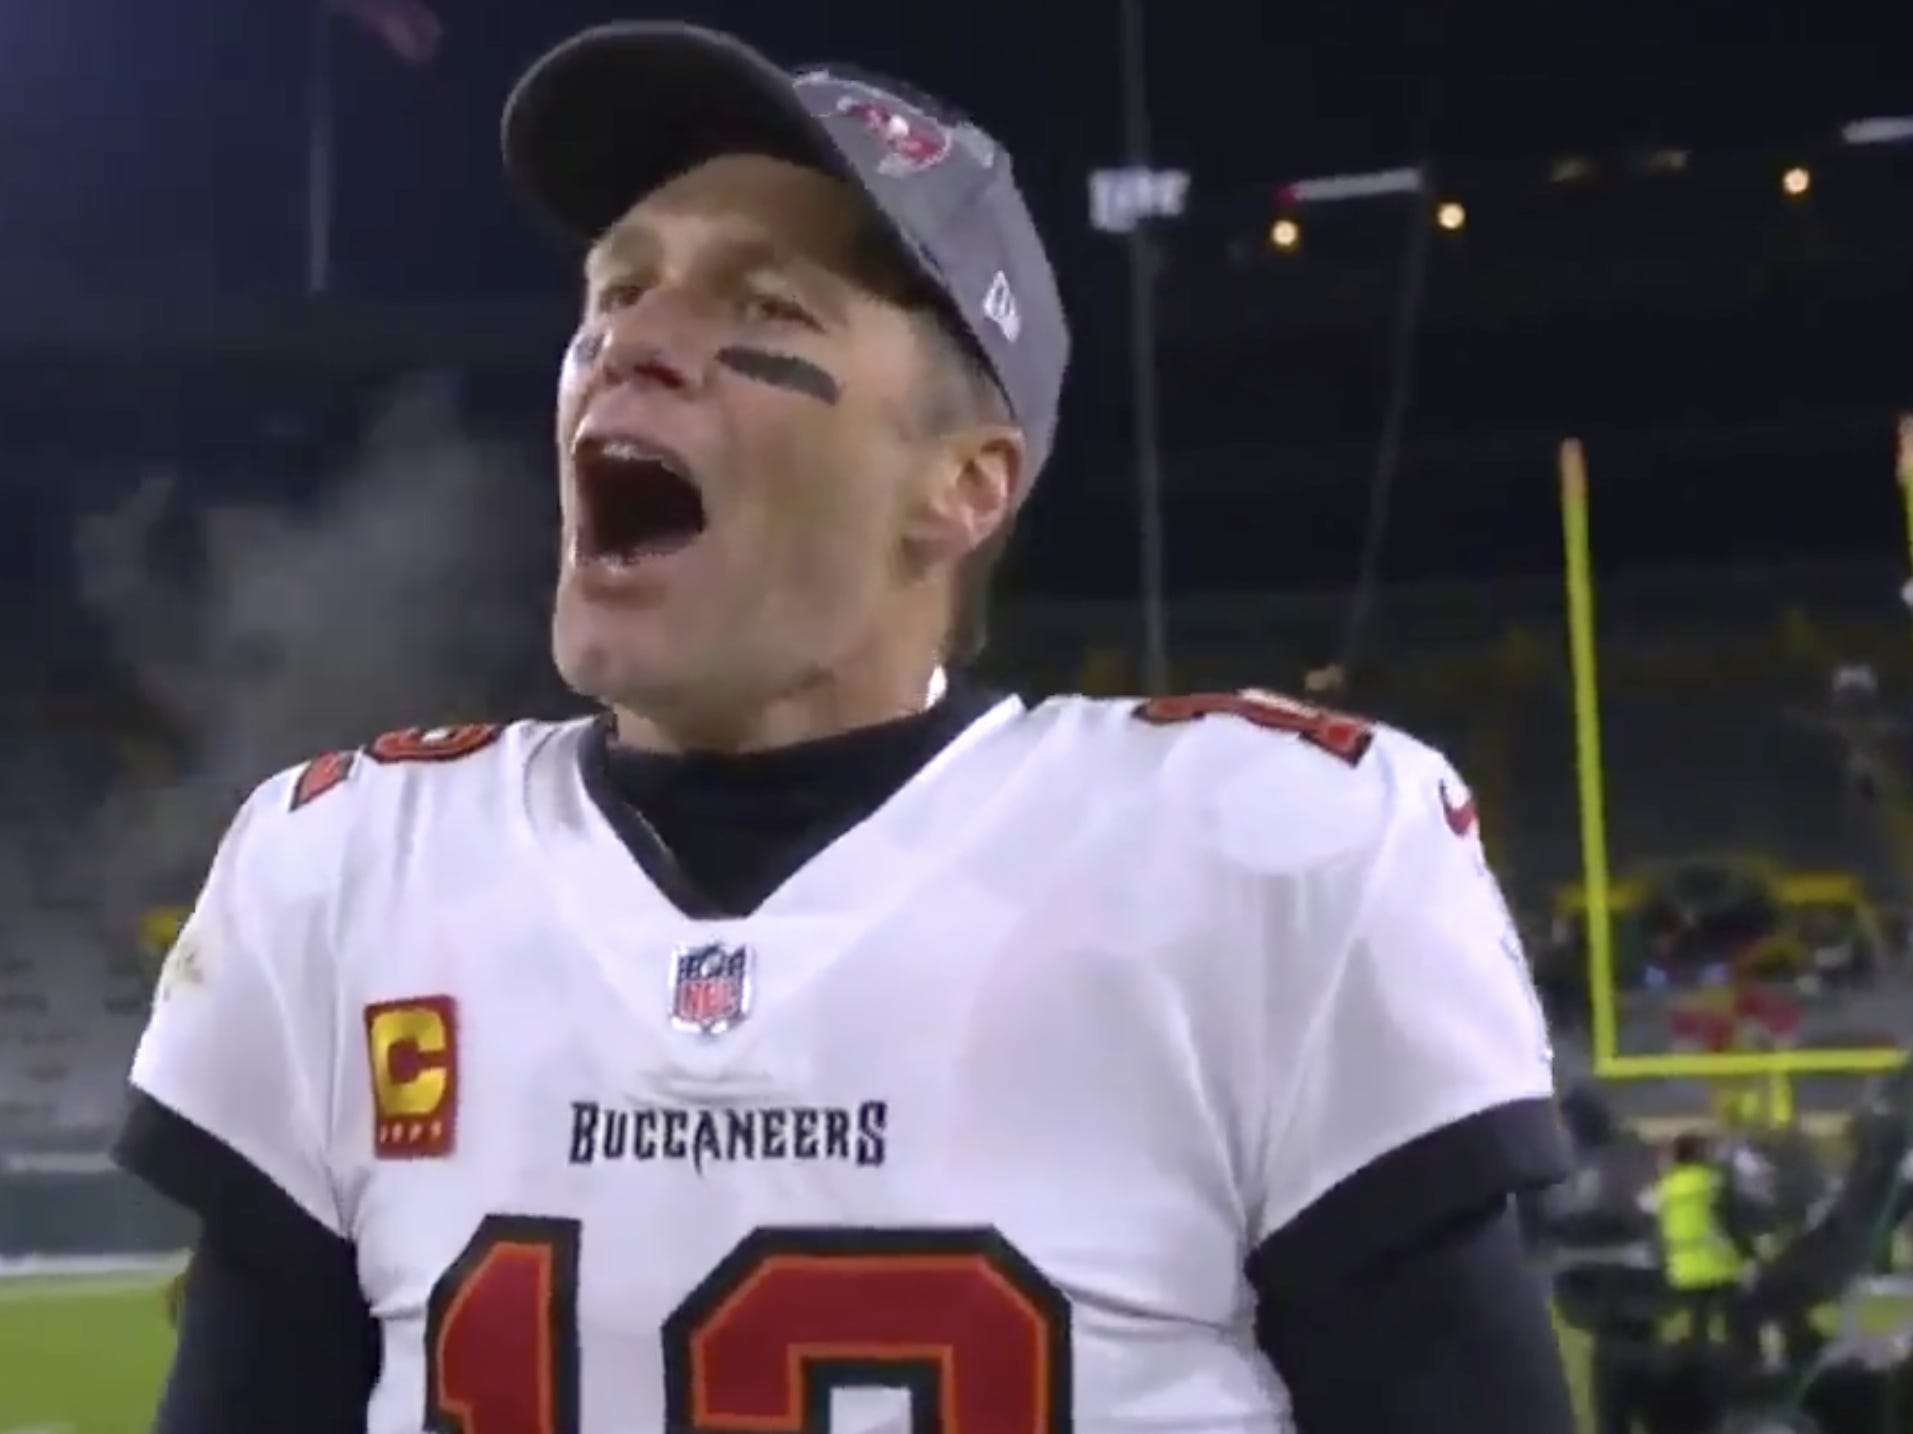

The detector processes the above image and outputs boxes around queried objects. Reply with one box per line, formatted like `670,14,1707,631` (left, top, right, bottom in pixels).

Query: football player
116,21,1575,1433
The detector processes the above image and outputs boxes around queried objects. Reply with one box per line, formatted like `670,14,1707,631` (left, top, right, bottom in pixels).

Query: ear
902,424,1024,567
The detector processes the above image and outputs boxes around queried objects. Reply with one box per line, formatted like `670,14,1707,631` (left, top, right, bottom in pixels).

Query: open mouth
571,436,708,565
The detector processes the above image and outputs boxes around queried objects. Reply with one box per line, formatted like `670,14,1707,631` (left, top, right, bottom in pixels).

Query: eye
594,280,649,314
742,291,819,329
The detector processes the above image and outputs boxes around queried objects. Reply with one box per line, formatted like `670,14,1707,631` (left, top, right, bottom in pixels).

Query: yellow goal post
1558,433,1910,1082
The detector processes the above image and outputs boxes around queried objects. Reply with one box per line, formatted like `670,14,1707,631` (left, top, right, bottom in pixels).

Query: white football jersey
129,692,1555,1434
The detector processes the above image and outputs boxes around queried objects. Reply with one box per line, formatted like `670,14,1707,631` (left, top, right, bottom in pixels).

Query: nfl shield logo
668,943,753,1036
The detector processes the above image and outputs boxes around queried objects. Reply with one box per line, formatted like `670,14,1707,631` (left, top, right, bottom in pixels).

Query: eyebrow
583,220,853,322
582,223,657,285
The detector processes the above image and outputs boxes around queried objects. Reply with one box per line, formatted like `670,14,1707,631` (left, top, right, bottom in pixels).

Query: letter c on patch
365,996,457,1158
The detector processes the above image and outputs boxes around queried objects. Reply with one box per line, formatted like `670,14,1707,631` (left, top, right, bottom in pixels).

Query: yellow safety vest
1657,1163,1745,1290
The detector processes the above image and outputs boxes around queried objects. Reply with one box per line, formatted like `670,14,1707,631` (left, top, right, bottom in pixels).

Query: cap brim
502,22,860,244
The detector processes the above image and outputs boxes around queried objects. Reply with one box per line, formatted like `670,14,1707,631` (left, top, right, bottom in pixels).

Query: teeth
584,436,682,478
568,535,658,570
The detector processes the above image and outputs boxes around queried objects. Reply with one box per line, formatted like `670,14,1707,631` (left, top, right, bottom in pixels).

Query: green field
0,1267,1597,1434
0,1269,1897,1434
0,1272,175,1434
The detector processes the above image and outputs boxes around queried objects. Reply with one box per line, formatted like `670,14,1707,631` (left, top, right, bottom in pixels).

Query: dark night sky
4,3,1903,295
3,1,1911,601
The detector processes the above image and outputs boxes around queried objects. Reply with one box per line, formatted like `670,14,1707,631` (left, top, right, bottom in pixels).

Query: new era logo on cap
982,271,1020,343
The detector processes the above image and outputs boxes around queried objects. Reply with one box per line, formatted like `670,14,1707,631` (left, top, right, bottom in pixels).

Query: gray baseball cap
502,22,1070,485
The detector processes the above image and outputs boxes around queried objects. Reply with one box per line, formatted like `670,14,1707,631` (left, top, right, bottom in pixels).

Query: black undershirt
116,683,1573,1433
579,682,1004,916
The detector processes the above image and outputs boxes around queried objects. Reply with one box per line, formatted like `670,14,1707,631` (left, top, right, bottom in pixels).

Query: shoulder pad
1116,687,1453,876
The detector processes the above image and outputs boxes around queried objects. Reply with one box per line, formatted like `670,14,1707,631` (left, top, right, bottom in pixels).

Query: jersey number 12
424,1216,1072,1433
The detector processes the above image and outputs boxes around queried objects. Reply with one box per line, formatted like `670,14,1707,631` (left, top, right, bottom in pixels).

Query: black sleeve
1252,1098,1575,1434
113,1090,379,1434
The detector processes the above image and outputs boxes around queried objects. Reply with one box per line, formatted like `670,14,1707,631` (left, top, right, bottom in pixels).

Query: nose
594,327,690,393
581,289,708,395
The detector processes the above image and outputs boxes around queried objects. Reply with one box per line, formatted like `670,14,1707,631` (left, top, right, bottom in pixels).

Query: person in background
1653,1131,1758,1359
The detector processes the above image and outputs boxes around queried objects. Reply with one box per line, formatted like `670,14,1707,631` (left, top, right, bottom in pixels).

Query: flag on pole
329,0,443,66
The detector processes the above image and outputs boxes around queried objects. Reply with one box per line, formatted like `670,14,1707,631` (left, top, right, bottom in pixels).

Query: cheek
554,330,596,434
766,436,909,591
553,336,598,526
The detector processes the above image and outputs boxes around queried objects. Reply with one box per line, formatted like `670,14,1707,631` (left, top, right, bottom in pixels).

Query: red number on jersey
1135,688,1374,766
290,749,356,811
424,1222,1070,1434
663,1228,1070,1433
366,723,504,765
425,1215,579,1434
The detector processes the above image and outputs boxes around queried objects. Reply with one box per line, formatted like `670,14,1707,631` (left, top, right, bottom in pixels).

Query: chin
550,590,684,708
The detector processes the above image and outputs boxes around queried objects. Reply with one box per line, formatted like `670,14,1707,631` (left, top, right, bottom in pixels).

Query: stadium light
1782,165,1811,197
1278,166,1424,205
1089,166,1190,234
1269,217,1301,251
1843,116,1913,146
1436,200,1467,232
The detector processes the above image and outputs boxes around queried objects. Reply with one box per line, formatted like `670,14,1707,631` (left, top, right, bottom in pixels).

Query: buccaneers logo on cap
798,73,952,176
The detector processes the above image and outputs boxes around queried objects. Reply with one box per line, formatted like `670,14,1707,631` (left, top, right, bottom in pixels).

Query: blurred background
3,1,1912,1430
